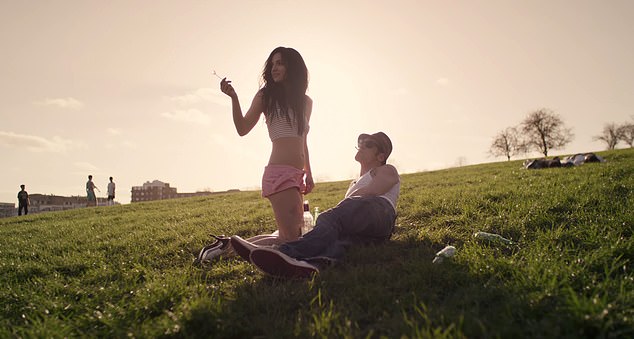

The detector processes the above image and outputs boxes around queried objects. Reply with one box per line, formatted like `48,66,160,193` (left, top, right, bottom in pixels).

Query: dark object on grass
523,157,561,169
524,152,605,169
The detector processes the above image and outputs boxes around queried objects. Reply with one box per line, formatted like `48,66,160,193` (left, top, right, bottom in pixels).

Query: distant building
131,180,178,202
131,180,238,203
0,203,15,218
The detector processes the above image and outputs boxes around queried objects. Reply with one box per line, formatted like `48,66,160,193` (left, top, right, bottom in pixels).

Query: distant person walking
17,184,30,216
219,46,314,246
86,175,99,207
107,177,116,206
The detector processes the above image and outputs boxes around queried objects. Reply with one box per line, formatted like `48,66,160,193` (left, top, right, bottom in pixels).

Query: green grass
1,148,632,338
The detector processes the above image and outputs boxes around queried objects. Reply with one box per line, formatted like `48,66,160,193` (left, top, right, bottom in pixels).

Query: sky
1,0,633,205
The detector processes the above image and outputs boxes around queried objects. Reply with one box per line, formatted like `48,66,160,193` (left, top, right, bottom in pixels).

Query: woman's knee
273,204,302,237
267,189,303,239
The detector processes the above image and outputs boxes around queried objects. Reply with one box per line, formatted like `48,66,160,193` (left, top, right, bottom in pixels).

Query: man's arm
348,165,399,197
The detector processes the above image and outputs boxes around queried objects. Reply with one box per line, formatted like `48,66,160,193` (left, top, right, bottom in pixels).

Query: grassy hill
1,149,632,338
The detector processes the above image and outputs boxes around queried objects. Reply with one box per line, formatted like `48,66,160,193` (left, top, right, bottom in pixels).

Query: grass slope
1,149,632,338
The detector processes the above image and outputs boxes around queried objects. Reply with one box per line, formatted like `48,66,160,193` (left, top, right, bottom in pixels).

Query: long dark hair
260,47,309,135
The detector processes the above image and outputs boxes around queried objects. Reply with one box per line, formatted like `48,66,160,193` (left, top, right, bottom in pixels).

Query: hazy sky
1,0,633,205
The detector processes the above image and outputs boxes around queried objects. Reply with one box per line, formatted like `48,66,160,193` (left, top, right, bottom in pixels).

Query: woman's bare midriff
268,137,305,169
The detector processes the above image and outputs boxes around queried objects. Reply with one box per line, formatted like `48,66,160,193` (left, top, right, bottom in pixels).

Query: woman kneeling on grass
196,47,314,263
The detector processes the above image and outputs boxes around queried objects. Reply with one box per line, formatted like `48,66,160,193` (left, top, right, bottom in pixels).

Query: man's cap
358,132,392,160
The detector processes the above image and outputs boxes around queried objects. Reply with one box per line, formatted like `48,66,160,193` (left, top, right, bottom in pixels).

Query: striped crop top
265,107,308,141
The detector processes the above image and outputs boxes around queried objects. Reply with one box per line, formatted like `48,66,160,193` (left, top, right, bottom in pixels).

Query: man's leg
278,196,395,260
18,203,23,216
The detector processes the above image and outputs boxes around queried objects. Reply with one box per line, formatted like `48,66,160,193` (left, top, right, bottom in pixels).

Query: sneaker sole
250,248,318,279
230,236,257,262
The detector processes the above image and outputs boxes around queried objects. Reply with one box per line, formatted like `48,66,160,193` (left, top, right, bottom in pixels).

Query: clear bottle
302,200,314,235
313,207,320,226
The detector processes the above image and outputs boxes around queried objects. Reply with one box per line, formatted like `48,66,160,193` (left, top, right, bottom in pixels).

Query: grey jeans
279,196,396,260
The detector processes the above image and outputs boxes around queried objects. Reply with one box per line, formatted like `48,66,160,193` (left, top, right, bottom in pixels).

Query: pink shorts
261,164,305,197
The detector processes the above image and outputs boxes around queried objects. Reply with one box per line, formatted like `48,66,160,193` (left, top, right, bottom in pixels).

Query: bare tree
618,122,634,147
489,127,525,161
593,123,623,150
520,108,574,157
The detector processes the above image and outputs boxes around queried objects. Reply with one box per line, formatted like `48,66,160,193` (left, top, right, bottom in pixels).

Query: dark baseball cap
358,132,392,160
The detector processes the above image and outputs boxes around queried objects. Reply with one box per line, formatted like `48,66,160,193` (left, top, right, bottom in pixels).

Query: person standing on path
107,177,116,206
86,175,99,207
17,184,30,216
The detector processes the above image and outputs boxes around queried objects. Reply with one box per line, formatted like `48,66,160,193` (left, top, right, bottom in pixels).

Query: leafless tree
489,127,525,161
593,123,623,150
520,108,574,157
618,122,634,147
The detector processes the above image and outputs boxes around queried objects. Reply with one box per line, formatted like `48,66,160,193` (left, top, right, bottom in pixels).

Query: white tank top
345,168,400,211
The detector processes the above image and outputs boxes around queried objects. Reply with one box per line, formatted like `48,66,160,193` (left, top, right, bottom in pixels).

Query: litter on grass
473,231,513,246
432,245,456,264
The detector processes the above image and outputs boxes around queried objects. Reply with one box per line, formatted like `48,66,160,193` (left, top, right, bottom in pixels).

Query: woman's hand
303,173,315,194
220,77,237,98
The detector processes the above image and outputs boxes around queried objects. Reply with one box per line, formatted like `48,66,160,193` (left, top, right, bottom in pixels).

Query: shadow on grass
177,238,543,338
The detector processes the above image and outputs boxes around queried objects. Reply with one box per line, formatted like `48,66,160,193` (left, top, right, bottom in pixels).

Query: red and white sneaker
249,247,319,279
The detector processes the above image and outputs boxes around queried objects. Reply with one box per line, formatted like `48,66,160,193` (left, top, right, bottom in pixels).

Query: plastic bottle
473,231,513,245
432,245,456,264
302,200,314,235
313,207,320,226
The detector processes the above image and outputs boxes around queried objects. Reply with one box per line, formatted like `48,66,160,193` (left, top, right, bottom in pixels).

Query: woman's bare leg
222,188,301,256
266,187,303,243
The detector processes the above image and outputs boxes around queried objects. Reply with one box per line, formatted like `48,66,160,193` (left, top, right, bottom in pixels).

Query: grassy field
1,148,632,338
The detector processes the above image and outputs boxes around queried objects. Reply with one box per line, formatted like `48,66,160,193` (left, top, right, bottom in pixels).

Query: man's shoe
230,235,258,262
250,248,319,279
195,235,231,264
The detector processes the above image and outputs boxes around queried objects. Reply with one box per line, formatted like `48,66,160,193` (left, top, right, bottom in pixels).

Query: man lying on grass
230,131,401,278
